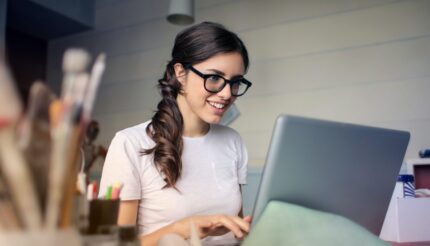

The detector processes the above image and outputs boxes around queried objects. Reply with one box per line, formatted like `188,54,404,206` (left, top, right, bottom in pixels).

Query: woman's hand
172,214,252,240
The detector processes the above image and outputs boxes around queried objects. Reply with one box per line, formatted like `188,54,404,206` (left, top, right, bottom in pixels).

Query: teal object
243,201,388,246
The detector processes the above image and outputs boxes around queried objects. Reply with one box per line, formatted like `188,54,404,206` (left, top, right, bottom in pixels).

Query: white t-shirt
99,120,248,241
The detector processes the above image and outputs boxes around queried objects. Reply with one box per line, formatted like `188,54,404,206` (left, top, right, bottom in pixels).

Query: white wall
47,0,430,168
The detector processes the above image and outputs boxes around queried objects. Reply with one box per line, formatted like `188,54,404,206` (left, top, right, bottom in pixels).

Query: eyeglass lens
205,75,247,96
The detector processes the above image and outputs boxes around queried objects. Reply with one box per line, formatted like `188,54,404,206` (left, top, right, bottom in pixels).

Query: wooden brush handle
59,126,84,228
0,127,42,229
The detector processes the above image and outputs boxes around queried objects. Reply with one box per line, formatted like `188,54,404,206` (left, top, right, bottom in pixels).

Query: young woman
99,22,253,245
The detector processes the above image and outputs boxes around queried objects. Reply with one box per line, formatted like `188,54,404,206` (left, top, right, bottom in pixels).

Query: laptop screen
251,115,410,235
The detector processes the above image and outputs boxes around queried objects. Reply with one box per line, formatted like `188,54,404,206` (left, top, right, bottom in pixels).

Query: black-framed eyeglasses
184,65,252,97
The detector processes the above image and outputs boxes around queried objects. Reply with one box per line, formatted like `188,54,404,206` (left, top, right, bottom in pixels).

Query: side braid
143,62,184,188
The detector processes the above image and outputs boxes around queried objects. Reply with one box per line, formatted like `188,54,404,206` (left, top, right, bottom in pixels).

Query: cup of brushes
0,47,107,243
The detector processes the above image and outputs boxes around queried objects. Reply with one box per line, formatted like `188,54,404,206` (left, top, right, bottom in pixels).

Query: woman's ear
173,63,186,84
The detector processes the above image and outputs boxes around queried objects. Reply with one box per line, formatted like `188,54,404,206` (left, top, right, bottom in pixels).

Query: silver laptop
251,115,410,235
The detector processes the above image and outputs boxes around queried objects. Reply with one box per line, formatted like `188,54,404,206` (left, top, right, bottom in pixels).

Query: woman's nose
217,83,232,99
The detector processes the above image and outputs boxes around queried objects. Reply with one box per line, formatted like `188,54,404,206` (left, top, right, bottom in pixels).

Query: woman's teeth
208,101,226,109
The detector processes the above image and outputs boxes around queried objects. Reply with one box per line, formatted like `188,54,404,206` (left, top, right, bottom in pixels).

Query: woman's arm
118,197,250,246
117,200,250,246
116,198,179,245
118,200,175,245
139,215,249,246
117,200,139,225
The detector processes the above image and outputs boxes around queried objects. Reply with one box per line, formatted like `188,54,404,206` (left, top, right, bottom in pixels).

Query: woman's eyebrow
206,68,244,79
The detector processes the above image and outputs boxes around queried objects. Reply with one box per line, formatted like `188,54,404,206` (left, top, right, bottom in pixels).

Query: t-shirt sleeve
99,132,142,200
237,136,248,185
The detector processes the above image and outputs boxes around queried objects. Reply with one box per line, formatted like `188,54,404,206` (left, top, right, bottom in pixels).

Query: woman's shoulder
113,120,154,148
117,120,151,136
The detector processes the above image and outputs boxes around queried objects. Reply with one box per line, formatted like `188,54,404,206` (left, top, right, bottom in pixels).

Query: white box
397,198,430,242
380,158,430,243
380,197,430,242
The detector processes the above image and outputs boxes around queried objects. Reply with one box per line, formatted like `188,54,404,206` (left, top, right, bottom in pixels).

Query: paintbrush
189,221,202,246
59,120,85,228
18,81,56,216
45,99,63,227
82,53,106,124
59,68,91,228
61,48,91,108
0,60,42,230
46,50,106,229
45,49,90,229
60,53,106,227
0,170,22,230
74,54,107,198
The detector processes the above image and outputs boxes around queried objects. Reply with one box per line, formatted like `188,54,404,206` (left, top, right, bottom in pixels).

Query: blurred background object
167,0,194,25
82,120,107,182
19,81,57,216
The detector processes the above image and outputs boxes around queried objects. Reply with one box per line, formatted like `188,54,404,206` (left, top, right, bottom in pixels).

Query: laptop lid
251,115,410,235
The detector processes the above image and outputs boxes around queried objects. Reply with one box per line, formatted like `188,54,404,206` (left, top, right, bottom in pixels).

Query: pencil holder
87,199,120,234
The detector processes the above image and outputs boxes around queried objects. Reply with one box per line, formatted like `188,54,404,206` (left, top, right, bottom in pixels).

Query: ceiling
7,0,94,40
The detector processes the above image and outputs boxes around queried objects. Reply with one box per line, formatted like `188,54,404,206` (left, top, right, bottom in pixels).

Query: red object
414,165,430,190
92,181,98,199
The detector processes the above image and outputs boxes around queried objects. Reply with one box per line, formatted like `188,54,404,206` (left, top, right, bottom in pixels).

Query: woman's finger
192,217,214,237
229,216,250,233
243,215,252,223
194,217,212,228
215,215,244,238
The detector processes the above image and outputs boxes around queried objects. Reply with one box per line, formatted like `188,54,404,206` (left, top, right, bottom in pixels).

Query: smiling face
175,52,245,126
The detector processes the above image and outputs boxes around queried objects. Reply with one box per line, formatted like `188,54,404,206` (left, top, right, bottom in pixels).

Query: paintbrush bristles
96,53,106,64
83,53,106,122
72,73,90,106
62,49,91,73
61,49,91,105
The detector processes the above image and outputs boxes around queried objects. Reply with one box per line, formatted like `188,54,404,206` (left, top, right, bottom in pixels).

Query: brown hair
143,22,249,188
